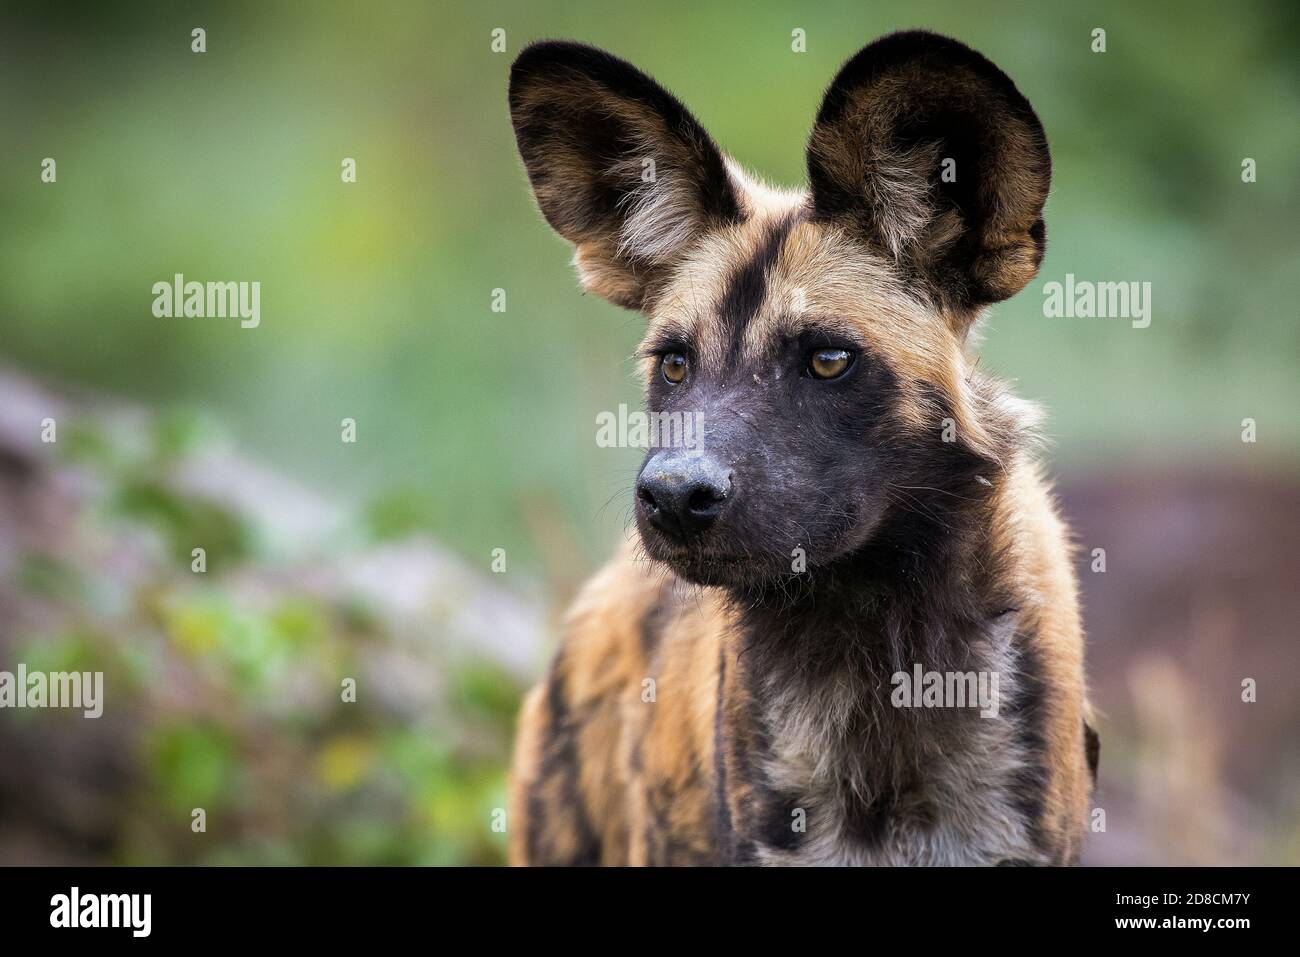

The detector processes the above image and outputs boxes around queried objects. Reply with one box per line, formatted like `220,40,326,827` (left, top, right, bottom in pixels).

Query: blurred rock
1062,471,1300,865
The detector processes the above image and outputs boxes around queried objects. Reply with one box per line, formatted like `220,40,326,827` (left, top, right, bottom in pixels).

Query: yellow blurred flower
315,735,374,792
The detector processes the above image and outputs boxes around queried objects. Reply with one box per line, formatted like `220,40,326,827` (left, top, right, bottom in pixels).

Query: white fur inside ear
614,156,803,264
864,140,941,259
614,163,698,264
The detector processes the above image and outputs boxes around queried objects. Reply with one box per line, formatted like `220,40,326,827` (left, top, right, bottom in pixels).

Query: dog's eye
808,348,853,380
661,353,688,384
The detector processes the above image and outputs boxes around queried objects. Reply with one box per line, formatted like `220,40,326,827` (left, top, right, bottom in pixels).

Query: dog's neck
718,474,1024,823
728,470,1013,683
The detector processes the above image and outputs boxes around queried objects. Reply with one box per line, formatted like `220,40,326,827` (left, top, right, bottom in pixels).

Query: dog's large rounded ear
807,31,1050,311
509,41,742,311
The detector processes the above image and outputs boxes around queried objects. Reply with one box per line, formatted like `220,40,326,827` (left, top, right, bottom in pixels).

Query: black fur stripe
639,589,672,657
526,662,601,865
1006,637,1052,856
716,212,798,365
1084,719,1100,786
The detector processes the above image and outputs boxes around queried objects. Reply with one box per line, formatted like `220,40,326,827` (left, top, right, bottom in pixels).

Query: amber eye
661,353,688,384
809,348,853,380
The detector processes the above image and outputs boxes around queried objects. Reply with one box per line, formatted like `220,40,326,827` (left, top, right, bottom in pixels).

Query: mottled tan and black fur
508,31,1096,866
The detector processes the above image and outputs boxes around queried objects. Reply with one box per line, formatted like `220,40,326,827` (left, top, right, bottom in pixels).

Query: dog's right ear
509,41,741,310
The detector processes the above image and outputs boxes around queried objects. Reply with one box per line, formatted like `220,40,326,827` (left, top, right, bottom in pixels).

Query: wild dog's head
509,31,1049,589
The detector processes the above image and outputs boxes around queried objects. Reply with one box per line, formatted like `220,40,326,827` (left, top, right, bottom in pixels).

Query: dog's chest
741,713,1040,866
718,631,1044,865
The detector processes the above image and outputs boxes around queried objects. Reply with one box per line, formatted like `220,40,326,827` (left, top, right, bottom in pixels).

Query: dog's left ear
509,41,742,311
807,31,1050,314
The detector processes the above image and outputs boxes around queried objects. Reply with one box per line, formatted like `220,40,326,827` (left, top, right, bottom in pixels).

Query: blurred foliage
113,479,253,565
365,486,442,542
2,402,523,865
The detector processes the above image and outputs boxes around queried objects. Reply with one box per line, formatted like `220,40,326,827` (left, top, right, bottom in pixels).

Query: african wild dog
507,30,1098,865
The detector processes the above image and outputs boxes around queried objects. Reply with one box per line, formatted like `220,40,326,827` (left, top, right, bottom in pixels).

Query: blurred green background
0,1,1297,865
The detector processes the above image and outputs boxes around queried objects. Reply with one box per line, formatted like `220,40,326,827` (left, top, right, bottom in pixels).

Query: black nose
637,455,732,541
